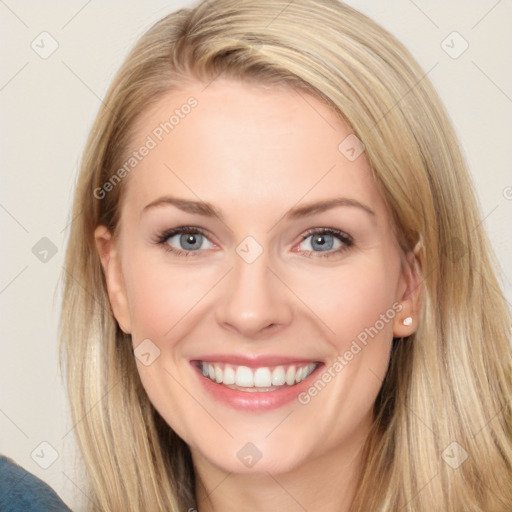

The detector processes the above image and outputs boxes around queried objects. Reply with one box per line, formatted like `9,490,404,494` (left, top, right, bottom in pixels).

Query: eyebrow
141,195,376,220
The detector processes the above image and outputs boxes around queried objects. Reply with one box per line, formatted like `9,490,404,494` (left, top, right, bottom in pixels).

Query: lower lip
191,362,324,411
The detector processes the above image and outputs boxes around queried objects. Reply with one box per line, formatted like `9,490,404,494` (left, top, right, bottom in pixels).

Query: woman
59,0,512,510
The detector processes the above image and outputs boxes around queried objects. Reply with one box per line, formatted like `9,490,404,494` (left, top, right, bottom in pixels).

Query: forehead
121,78,384,221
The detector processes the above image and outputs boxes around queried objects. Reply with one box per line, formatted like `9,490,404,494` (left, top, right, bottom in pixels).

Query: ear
393,241,422,338
94,225,132,334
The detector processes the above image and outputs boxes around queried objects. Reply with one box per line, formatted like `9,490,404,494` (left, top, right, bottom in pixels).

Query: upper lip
191,354,322,368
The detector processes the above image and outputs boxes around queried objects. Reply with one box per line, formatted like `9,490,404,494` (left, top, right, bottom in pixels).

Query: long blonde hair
59,0,512,510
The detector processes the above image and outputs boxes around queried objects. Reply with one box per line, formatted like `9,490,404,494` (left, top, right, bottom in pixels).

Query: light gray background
1,1,511,510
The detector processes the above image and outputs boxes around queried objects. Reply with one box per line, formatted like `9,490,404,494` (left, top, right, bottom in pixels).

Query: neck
192,431,369,512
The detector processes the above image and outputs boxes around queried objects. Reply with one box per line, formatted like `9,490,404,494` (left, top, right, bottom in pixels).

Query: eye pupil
181,233,202,250
312,234,333,251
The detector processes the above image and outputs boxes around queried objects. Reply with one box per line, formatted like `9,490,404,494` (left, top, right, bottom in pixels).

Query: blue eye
297,228,353,258
155,227,214,256
154,227,353,258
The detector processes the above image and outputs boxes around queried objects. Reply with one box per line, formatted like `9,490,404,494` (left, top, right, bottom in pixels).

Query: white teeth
223,365,235,385
199,361,318,390
254,367,272,387
235,366,254,387
271,366,286,386
285,365,296,386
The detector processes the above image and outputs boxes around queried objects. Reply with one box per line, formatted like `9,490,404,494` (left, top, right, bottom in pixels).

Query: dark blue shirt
0,455,71,511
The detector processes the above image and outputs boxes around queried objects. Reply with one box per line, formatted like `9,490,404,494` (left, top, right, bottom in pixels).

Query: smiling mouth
195,361,320,392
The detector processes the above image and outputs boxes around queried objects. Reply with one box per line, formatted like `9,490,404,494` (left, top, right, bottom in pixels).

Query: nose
214,249,294,339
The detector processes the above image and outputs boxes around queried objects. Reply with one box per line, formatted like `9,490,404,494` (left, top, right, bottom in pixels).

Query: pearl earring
403,317,413,326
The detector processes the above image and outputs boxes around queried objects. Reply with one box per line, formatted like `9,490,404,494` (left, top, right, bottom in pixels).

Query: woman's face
95,78,417,476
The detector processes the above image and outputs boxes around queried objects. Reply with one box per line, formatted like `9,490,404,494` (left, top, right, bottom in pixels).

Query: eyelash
153,226,354,259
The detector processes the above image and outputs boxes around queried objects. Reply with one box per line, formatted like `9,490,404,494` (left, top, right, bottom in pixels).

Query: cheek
284,259,400,445
122,247,212,341
305,256,400,350
124,243,401,349
121,252,213,437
